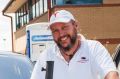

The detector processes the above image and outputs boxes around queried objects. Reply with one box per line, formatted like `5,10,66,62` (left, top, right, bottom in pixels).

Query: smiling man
30,10,119,79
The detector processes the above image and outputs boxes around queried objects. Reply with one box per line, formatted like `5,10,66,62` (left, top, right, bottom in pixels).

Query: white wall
0,13,12,51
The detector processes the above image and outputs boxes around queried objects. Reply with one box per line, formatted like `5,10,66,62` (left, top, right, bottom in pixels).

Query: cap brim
49,18,71,26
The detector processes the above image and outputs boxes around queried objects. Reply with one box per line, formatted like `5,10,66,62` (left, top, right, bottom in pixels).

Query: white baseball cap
49,10,75,26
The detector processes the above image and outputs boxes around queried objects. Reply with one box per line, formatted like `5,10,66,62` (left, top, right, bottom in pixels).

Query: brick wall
53,5,120,54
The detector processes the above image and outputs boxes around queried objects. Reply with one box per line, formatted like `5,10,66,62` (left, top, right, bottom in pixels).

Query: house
3,0,120,55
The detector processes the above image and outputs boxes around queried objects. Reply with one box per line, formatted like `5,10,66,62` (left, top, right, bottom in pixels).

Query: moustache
58,35,70,42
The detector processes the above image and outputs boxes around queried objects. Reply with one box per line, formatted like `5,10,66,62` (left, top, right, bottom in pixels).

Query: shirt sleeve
30,46,55,79
30,50,47,79
90,41,117,79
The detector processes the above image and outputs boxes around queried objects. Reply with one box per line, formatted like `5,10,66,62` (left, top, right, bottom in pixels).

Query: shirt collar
54,34,86,56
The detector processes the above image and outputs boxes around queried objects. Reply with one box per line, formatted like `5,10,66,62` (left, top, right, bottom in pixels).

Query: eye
51,29,58,34
62,25,68,30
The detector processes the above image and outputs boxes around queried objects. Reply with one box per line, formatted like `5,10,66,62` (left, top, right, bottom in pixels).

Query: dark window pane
65,0,102,4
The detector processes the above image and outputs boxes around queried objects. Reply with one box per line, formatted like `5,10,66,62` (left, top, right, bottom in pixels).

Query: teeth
61,36,67,41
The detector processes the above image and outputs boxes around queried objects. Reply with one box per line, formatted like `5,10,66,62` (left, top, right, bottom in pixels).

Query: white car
0,51,33,79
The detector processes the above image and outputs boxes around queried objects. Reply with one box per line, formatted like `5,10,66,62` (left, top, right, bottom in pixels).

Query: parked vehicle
0,51,33,79
112,44,120,74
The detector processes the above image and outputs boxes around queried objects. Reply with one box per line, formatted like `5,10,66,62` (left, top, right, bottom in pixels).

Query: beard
55,29,77,51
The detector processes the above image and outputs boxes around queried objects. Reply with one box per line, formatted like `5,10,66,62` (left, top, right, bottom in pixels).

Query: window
15,2,29,30
64,0,102,5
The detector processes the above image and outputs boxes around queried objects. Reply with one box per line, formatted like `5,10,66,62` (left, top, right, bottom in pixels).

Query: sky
0,0,12,51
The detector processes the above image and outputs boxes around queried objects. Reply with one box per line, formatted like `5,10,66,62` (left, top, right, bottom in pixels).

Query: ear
72,20,79,32
75,22,78,27
71,20,77,27
74,21,78,29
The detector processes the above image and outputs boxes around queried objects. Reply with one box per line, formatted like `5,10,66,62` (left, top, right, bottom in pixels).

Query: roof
3,0,27,13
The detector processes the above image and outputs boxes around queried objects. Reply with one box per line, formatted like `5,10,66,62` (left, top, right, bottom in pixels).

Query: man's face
50,20,77,51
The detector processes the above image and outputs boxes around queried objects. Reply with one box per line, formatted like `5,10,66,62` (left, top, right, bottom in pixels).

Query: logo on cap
54,12,59,17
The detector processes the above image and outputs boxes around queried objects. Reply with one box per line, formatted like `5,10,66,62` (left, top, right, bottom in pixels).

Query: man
30,10,119,79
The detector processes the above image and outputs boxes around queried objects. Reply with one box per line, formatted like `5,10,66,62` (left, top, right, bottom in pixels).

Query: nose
59,30,65,37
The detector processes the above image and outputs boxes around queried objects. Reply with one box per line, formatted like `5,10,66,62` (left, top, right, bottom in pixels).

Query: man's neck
60,37,81,62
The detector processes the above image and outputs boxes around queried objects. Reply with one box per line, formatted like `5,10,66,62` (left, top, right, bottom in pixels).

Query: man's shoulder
84,39,104,52
86,39,99,43
86,39,101,46
79,34,100,45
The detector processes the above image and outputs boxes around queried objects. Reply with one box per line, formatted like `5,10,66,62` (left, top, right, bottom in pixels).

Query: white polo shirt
31,36,117,79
